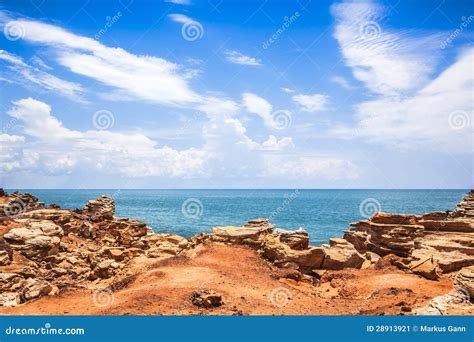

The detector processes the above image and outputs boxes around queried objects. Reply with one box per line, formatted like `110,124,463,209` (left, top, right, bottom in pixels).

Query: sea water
8,189,466,245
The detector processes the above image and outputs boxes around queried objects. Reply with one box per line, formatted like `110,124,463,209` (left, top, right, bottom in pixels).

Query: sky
0,0,472,189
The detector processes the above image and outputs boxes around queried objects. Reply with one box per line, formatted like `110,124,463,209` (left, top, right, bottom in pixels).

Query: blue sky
0,0,472,189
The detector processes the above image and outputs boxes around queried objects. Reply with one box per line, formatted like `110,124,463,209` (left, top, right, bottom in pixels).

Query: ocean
8,189,467,245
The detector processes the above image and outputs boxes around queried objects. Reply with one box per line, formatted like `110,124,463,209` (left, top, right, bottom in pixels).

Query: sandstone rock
3,220,63,259
90,259,119,279
273,227,309,250
213,225,269,240
413,287,471,315
106,218,148,245
244,218,275,230
365,251,381,263
0,292,21,307
191,290,222,308
370,212,419,225
261,234,325,271
83,195,115,221
0,249,10,265
409,258,440,280
102,247,125,261
321,239,365,270
450,190,474,219
0,272,25,291
454,266,474,300
345,220,424,257
20,278,53,302
412,248,474,273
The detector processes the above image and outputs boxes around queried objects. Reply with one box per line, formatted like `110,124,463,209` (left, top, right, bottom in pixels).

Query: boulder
321,238,366,270
0,272,25,291
90,259,119,279
409,258,440,280
261,234,325,271
83,195,115,220
0,292,20,307
454,266,474,300
273,227,309,250
3,220,63,259
20,278,53,302
191,290,222,308
106,218,149,245
0,250,10,265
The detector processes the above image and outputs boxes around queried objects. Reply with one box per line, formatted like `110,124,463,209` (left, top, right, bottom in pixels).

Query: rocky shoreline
0,189,472,315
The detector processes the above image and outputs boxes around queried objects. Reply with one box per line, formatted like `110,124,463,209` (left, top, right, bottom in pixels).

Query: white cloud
330,75,353,89
2,98,298,181
292,93,328,112
0,50,85,102
281,87,295,93
3,98,208,177
225,50,262,66
165,0,192,5
261,155,359,180
168,13,194,24
332,48,474,152
4,18,199,106
242,92,276,128
331,0,442,96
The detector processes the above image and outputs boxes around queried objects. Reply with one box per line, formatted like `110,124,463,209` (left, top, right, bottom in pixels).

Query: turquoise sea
7,189,467,245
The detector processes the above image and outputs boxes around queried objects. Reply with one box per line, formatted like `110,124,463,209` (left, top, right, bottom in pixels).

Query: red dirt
0,243,456,315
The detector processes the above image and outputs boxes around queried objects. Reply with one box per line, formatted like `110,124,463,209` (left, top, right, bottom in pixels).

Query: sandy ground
0,243,458,315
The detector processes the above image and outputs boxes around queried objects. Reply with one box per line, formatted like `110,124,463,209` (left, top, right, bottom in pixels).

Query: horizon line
4,188,471,191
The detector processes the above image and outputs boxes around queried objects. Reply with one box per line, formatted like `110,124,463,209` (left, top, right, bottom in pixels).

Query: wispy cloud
2,17,199,106
330,1,473,154
292,93,328,112
330,75,354,89
165,0,192,5
331,48,474,153
0,50,86,103
168,13,194,24
331,0,442,96
281,87,295,93
225,50,262,66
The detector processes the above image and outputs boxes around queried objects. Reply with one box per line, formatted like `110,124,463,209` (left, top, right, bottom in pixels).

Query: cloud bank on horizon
0,0,472,189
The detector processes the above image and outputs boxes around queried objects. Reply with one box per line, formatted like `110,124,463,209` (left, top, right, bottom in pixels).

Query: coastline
0,189,472,315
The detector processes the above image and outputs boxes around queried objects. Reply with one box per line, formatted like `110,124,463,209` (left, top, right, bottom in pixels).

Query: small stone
191,290,222,308
0,293,20,307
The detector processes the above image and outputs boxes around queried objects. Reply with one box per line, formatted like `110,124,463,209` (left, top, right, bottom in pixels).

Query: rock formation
0,188,472,315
